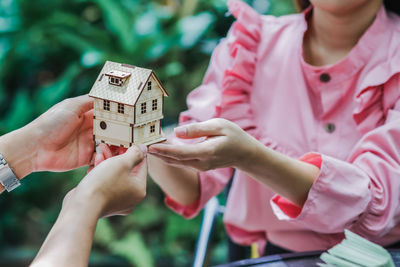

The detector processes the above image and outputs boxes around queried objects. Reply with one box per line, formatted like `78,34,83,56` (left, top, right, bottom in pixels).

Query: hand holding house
89,61,168,147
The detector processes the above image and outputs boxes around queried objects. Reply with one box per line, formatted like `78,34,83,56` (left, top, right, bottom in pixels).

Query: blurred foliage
0,0,295,266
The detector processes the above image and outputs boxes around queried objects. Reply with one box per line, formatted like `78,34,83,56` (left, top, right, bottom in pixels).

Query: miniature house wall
89,61,168,147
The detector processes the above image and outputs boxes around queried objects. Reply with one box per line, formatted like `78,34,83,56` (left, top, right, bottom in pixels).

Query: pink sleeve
164,167,233,219
164,0,262,219
271,153,322,218
271,106,400,239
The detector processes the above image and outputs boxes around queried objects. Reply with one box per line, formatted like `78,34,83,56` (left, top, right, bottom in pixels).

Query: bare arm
0,124,39,193
149,119,319,207
0,95,95,194
31,145,147,267
148,153,200,206
238,138,319,206
31,192,100,267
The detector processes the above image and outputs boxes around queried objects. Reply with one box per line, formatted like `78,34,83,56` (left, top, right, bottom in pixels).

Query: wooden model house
89,61,168,147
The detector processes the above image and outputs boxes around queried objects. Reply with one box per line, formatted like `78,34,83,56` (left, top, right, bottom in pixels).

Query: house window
152,99,158,111
103,100,110,111
118,103,124,114
141,102,147,114
105,70,131,86
147,81,152,90
110,77,122,86
100,121,107,130
150,125,155,133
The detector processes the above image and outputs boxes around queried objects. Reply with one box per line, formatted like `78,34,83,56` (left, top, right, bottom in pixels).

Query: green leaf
0,16,21,33
165,213,201,242
164,62,183,77
94,218,115,245
48,28,97,53
268,0,297,16
111,231,154,267
81,50,103,68
1,90,32,131
94,0,136,52
34,62,81,111
134,12,160,37
129,201,165,227
178,12,215,48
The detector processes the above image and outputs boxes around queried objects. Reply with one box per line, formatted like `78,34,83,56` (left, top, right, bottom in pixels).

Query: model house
89,61,168,147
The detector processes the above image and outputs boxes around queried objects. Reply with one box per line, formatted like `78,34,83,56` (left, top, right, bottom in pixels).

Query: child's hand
66,145,147,218
148,118,257,171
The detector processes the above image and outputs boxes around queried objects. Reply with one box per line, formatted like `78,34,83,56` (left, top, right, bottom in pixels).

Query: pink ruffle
216,0,262,136
353,55,400,136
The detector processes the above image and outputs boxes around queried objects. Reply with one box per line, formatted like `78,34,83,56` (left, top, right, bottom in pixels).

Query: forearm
148,154,200,206
237,141,319,206
31,192,101,267
0,124,39,192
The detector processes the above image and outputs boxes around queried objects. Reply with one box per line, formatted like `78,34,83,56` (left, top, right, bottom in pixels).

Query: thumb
132,157,148,183
174,119,225,139
68,94,93,115
120,145,147,169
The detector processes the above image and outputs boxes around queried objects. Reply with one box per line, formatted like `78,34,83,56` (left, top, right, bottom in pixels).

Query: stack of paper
319,230,395,267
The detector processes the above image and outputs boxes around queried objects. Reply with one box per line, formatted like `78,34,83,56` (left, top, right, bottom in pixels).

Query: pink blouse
166,0,400,252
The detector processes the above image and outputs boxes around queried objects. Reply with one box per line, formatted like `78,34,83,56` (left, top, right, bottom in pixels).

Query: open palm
33,95,95,172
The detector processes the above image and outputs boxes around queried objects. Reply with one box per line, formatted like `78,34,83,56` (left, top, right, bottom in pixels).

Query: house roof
89,61,168,106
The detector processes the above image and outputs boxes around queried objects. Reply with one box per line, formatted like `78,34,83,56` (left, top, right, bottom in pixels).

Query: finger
81,110,94,131
94,143,113,166
104,145,116,156
87,165,94,173
150,153,205,171
89,145,96,164
120,145,146,169
132,157,148,184
119,146,128,155
148,143,208,160
174,119,226,139
68,95,94,115
78,129,95,166
99,143,114,159
150,153,184,165
94,150,105,166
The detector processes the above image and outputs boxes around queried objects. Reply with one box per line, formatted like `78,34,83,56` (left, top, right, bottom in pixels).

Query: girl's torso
222,2,400,251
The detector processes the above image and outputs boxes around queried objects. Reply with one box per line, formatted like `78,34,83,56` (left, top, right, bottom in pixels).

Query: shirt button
320,73,331,83
325,123,335,133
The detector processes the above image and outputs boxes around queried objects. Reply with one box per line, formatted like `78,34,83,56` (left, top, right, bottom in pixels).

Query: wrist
0,124,39,179
62,189,103,222
234,135,264,170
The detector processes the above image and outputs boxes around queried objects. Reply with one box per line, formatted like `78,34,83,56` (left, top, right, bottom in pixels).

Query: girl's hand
148,118,257,171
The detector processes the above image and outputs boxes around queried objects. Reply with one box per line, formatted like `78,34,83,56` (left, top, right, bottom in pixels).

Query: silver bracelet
0,153,20,192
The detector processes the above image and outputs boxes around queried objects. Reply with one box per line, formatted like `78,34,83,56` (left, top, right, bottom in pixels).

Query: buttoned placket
318,73,336,134
298,2,385,142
